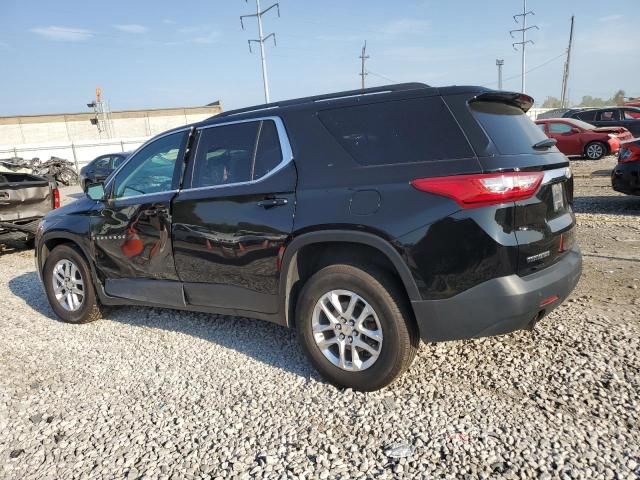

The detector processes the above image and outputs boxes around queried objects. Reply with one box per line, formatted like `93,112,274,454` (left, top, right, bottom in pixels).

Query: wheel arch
278,230,421,328
39,232,95,282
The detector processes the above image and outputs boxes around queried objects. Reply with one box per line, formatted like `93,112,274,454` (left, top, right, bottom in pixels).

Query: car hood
44,194,95,220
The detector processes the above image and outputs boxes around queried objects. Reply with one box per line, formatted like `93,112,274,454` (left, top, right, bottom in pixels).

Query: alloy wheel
51,259,85,312
586,143,604,159
311,289,383,371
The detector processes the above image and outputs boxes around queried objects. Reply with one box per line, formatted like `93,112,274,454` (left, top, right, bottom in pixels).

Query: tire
296,263,419,391
43,244,103,324
585,141,606,160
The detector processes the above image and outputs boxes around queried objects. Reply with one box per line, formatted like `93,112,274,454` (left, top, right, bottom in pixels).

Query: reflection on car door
91,130,189,305
172,118,296,314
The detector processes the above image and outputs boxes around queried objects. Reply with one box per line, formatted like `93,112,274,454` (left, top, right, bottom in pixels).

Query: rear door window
469,101,549,155
192,122,259,188
318,97,474,166
191,119,285,188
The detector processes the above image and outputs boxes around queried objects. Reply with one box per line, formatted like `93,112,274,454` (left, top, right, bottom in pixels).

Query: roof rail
215,82,430,119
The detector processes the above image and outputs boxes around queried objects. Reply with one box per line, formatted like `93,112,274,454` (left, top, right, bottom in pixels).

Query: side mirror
85,182,105,201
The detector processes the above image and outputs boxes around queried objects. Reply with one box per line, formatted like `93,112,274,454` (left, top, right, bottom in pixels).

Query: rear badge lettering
527,251,550,263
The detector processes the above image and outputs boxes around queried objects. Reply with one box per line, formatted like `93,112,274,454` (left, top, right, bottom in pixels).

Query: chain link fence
0,137,151,172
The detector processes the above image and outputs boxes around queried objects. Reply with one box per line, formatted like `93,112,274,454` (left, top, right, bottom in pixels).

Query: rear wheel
585,141,606,160
296,263,418,391
43,244,103,323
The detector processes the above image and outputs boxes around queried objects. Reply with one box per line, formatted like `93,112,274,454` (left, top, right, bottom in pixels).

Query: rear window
469,101,549,155
318,97,474,166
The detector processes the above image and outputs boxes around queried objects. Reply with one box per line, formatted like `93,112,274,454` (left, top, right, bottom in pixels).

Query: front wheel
43,244,103,323
585,141,606,160
296,263,419,391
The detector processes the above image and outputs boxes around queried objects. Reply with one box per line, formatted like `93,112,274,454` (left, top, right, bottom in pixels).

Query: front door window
112,132,185,199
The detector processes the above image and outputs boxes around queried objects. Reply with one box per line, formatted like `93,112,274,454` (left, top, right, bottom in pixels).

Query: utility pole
359,41,369,89
510,0,538,94
240,0,280,103
560,15,575,109
496,59,504,90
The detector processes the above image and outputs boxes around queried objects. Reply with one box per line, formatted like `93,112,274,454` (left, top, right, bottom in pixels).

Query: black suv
36,83,582,391
564,106,640,137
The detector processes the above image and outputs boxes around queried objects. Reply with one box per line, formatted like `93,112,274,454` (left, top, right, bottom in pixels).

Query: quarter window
112,132,185,199
253,120,282,179
319,97,474,166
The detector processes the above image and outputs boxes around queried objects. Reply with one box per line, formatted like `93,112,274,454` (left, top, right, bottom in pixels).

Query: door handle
257,198,288,208
143,206,169,216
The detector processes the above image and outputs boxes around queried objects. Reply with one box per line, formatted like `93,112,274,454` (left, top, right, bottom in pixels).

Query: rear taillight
53,188,60,209
618,146,640,164
411,171,544,208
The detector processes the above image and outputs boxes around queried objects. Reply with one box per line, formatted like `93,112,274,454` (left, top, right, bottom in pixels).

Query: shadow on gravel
8,271,315,379
573,195,640,215
8,272,57,319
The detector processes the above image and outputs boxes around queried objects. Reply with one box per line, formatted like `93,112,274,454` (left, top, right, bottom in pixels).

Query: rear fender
278,230,421,327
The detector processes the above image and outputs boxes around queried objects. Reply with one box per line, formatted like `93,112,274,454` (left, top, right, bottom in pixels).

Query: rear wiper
532,138,557,150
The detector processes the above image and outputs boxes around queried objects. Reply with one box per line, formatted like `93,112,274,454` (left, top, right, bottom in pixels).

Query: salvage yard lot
1,157,639,479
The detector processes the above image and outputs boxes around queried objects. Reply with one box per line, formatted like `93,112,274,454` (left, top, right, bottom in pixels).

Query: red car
535,118,633,160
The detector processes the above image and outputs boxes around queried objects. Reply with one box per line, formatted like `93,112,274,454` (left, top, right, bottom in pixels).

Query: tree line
542,90,628,108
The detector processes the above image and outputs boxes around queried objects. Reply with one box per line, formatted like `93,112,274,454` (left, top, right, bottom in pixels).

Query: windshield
469,100,550,155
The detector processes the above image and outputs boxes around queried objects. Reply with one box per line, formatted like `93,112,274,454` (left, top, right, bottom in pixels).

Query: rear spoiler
469,91,535,113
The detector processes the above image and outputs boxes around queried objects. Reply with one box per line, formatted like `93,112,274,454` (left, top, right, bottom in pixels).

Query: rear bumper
608,138,620,154
612,161,640,195
411,246,582,342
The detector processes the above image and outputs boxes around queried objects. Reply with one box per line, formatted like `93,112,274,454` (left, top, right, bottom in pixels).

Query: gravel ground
1,158,639,480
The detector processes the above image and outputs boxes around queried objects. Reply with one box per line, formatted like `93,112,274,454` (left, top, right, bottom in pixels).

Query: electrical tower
560,15,575,108
510,0,538,94
87,87,114,139
359,41,369,89
496,59,504,90
241,0,280,104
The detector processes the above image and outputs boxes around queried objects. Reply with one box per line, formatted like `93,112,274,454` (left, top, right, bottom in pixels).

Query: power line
510,0,539,93
240,0,280,103
482,52,566,88
366,70,396,84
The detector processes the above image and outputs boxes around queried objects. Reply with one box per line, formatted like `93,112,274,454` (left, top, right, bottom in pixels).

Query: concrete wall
0,104,222,145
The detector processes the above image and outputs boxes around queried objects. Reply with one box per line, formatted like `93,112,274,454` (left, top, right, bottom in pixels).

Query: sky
0,0,638,116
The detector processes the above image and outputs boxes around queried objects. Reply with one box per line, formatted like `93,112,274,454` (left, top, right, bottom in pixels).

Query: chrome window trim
104,127,191,194
109,189,179,203
542,166,571,185
183,116,293,193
